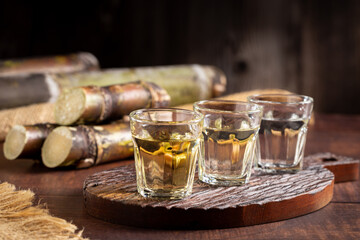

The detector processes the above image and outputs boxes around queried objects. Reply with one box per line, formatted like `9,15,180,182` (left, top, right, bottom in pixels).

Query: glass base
199,173,249,186
138,187,192,200
256,162,302,174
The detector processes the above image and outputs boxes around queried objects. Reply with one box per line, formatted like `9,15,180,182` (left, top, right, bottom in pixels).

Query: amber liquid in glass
134,137,199,199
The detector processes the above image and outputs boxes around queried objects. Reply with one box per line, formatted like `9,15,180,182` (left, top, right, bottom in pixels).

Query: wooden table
0,113,359,239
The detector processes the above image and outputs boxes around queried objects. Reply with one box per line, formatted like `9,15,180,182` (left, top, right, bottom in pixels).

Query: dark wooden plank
332,181,360,203
311,113,360,133
306,130,360,158
38,195,360,240
0,113,359,239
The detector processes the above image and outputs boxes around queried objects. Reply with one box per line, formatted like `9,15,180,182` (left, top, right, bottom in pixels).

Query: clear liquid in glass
199,128,257,185
256,117,308,173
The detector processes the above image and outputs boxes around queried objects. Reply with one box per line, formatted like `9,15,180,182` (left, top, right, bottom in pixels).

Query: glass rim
193,99,263,114
129,108,204,125
247,94,313,105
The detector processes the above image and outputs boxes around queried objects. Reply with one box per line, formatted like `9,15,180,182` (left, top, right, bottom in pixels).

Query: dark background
1,0,359,114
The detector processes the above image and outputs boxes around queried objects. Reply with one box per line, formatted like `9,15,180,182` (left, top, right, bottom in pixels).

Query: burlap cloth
0,103,55,141
0,89,292,141
0,182,86,240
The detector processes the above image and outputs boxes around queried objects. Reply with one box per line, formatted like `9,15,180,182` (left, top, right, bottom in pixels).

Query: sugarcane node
144,81,171,108
54,81,171,125
80,125,98,163
99,87,114,121
93,124,134,165
3,124,57,160
41,123,132,168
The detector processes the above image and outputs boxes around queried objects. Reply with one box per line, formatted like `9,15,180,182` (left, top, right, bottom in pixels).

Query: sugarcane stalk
41,123,133,168
3,124,57,160
0,65,226,109
0,74,60,109
54,65,226,106
54,81,170,125
0,52,99,76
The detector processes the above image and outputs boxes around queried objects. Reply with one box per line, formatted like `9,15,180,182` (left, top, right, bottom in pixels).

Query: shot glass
129,108,203,199
193,100,263,186
248,94,314,173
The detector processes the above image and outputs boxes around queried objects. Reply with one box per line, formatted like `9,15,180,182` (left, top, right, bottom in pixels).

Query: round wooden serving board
83,164,334,229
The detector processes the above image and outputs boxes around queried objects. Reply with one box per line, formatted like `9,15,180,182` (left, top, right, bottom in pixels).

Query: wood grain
0,113,359,239
83,164,334,229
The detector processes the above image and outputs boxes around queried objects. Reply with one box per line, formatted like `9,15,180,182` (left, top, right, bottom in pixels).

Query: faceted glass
248,94,314,173
194,100,263,186
129,108,203,199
